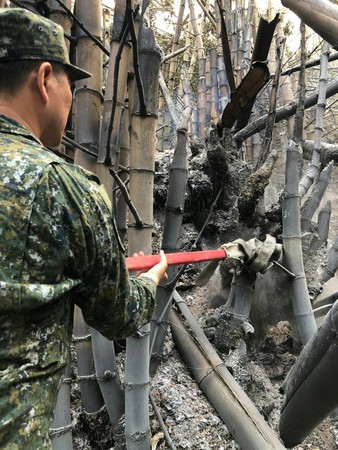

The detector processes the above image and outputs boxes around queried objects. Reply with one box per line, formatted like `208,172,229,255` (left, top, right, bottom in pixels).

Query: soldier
0,8,167,449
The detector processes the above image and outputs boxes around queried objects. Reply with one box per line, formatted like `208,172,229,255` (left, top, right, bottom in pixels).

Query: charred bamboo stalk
116,107,130,243
209,47,220,121
299,41,331,198
73,306,104,413
170,293,286,450
293,21,307,146
225,267,256,324
242,0,253,71
301,161,333,232
234,80,338,147
188,0,206,139
159,71,179,126
97,0,131,202
281,0,338,48
91,328,124,424
167,0,186,91
282,142,317,344
214,2,230,111
310,200,331,253
316,236,338,286
125,23,161,450
50,364,72,450
73,0,102,173
256,36,285,168
150,108,191,376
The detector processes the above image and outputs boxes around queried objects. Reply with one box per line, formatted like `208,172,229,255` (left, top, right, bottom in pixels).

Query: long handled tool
126,234,282,274
126,249,227,272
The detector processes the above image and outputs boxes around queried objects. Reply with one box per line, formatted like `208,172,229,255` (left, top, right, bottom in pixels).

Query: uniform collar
0,114,43,145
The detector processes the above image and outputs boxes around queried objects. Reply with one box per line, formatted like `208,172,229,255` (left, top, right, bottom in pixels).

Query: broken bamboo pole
301,161,333,232
170,292,286,450
233,79,338,147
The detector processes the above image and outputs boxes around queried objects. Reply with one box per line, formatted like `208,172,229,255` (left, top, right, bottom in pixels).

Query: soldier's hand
136,250,168,285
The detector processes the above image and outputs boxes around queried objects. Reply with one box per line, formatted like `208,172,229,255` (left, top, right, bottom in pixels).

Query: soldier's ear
35,62,53,105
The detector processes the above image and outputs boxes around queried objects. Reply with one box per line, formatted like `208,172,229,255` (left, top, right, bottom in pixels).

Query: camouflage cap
0,8,91,81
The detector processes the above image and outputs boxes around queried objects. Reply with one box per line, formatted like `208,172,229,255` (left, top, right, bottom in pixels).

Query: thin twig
53,0,110,57
127,0,147,115
167,188,223,288
109,169,143,227
149,392,177,450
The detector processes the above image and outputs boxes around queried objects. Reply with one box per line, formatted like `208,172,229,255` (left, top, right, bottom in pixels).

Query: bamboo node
72,333,92,342
49,424,73,438
128,222,153,229
129,167,155,174
125,429,150,442
97,370,117,381
125,381,150,390
61,377,72,385
77,374,97,382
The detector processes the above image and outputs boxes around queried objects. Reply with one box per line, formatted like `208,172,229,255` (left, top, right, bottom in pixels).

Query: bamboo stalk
234,79,338,147
225,267,256,323
282,142,317,344
97,0,131,202
73,0,102,173
170,293,286,450
309,200,331,253
91,328,124,424
116,106,130,243
301,161,333,232
73,306,104,413
150,109,190,375
209,47,220,121
299,41,331,198
256,36,285,168
50,364,73,450
317,236,338,285
125,23,161,450
167,0,186,91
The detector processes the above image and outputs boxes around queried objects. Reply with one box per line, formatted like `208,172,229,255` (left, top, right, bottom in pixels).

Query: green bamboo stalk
50,364,73,450
299,41,331,198
282,142,317,345
125,23,161,450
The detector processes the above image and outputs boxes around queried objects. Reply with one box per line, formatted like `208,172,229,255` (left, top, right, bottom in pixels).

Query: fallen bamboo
170,292,285,450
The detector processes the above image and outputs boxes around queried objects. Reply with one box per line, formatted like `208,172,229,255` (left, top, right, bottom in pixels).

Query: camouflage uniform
0,115,156,449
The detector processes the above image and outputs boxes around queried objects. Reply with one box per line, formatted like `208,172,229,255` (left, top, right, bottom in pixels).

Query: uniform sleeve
27,162,157,340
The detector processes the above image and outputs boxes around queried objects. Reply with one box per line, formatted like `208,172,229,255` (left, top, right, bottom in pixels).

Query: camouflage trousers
0,371,61,449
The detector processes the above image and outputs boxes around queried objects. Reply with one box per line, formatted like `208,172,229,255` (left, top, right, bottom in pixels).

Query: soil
68,132,338,449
